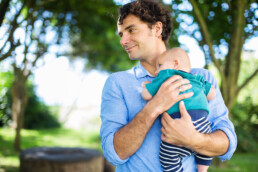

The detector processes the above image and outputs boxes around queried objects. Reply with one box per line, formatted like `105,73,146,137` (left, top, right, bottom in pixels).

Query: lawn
0,127,257,172
0,128,101,172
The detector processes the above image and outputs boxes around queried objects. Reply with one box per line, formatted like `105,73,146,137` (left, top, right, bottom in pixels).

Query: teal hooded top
145,69,211,115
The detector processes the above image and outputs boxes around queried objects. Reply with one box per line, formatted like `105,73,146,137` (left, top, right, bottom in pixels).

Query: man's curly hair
118,0,172,45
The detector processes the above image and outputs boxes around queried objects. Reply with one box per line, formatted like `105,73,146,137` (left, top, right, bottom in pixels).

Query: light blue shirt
100,64,237,172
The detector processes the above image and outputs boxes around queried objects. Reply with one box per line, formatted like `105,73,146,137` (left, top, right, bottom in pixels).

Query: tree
0,0,63,151
169,0,257,113
0,0,135,151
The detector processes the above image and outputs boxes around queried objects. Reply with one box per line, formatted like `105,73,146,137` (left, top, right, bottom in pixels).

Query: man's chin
128,54,140,60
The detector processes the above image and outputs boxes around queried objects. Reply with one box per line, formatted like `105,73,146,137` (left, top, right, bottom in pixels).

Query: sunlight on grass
0,156,19,167
0,127,101,172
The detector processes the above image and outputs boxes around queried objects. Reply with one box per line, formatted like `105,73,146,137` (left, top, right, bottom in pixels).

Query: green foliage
237,55,258,104
170,0,257,63
23,84,60,129
39,0,137,72
0,70,60,129
0,70,13,127
231,97,258,153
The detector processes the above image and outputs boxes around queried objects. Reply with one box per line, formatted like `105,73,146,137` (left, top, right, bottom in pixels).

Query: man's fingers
176,92,194,102
179,101,191,120
178,84,192,92
162,112,174,124
164,75,182,85
161,127,166,134
172,79,190,90
161,133,166,142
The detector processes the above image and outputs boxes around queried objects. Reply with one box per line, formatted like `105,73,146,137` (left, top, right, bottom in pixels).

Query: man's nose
120,34,130,46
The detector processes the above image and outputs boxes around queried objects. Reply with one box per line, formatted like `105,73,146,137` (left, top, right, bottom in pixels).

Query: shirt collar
135,63,155,79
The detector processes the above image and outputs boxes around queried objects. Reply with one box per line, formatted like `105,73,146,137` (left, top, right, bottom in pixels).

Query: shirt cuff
213,125,237,161
102,132,129,166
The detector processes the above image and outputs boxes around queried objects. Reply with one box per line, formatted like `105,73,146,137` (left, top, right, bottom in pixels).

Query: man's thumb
179,101,188,118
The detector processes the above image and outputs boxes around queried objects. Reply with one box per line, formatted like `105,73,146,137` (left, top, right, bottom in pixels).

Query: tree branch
0,0,26,60
0,0,11,27
236,68,258,95
189,0,226,83
226,0,232,10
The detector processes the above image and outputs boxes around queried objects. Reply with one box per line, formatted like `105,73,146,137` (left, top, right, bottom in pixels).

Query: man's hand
151,75,193,115
161,101,230,157
161,101,199,148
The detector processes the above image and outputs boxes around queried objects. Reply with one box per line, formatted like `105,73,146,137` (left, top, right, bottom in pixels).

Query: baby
142,47,216,172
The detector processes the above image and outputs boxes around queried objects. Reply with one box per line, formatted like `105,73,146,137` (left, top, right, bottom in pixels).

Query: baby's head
155,47,191,75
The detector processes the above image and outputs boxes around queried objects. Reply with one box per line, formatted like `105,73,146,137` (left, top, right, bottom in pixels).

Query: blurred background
0,0,257,171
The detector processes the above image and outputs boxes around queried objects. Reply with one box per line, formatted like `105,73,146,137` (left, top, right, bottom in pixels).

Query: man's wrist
188,131,206,151
142,100,162,121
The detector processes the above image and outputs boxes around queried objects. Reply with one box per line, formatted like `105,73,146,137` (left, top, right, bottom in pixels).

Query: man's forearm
114,101,159,160
190,130,229,157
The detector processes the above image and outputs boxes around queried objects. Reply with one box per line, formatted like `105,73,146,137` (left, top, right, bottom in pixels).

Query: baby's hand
142,81,153,101
142,81,151,88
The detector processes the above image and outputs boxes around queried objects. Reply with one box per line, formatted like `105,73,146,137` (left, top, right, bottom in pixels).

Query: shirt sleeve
100,74,129,165
201,69,237,161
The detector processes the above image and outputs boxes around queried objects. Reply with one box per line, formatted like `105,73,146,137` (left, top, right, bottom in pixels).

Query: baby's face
155,52,175,75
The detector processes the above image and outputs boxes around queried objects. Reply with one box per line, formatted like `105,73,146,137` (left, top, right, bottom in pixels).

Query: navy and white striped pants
160,110,212,172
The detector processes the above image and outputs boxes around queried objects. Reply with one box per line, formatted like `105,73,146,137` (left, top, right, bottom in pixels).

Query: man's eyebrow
118,24,136,36
125,24,135,30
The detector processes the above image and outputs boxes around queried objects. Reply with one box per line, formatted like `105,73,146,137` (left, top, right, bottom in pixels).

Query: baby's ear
173,59,180,69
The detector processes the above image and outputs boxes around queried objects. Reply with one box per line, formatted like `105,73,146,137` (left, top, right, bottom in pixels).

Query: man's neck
140,46,167,76
140,61,156,76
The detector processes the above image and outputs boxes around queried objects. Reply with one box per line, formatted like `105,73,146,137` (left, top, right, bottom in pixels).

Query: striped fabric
160,117,212,172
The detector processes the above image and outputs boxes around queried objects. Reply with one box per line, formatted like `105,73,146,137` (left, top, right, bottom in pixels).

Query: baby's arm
141,81,153,101
206,85,216,101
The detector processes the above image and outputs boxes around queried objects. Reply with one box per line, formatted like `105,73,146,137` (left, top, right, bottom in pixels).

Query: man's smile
124,45,137,52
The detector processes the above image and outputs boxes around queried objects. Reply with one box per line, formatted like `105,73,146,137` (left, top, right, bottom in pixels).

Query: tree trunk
11,67,28,152
221,0,246,114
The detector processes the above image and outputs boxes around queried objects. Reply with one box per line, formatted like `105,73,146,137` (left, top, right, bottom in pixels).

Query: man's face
117,14,157,60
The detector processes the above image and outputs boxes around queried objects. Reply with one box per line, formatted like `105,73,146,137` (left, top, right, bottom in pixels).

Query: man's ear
153,21,163,38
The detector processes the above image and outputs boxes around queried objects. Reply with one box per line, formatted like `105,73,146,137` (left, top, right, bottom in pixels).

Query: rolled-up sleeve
204,70,237,161
100,74,129,165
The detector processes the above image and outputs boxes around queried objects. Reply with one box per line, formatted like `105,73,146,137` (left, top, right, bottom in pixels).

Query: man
100,0,237,171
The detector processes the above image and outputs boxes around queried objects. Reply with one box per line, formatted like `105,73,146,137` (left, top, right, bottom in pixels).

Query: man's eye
129,28,135,33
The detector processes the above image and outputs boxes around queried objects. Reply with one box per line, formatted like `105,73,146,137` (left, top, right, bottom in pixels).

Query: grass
0,127,257,172
209,154,258,172
0,127,101,172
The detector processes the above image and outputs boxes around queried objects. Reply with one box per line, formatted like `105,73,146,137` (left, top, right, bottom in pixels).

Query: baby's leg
192,110,212,172
160,141,191,172
197,164,209,172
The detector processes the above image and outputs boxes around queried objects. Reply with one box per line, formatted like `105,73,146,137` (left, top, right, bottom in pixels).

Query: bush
0,71,13,127
231,97,258,153
0,71,61,129
24,84,61,129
